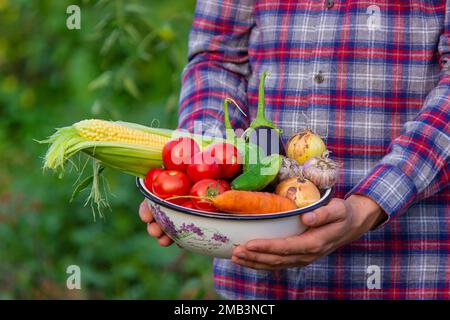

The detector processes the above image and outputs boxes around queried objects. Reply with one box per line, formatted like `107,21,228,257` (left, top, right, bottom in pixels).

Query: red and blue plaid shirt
178,0,450,299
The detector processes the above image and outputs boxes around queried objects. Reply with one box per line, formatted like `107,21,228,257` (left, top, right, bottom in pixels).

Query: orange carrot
211,190,296,214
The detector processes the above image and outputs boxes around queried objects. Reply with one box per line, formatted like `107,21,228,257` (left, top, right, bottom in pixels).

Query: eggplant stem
252,71,276,129
245,71,282,139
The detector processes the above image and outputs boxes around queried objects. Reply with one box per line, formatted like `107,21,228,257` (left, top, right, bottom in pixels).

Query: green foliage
0,0,218,299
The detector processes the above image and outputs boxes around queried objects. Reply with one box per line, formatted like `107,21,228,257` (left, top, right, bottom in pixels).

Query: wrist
346,194,387,232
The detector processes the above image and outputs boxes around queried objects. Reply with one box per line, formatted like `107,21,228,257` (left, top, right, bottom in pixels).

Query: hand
138,200,174,247
231,195,386,270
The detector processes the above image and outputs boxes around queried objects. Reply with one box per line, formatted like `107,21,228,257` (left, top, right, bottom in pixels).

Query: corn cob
40,119,174,178
74,119,170,148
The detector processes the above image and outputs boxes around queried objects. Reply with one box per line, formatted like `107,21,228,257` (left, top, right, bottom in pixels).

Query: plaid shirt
178,0,450,299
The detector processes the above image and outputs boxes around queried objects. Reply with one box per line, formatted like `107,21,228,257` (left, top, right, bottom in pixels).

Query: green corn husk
38,120,176,218
39,123,170,178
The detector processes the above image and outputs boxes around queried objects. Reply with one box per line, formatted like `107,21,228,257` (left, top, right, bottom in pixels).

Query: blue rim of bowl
136,177,334,220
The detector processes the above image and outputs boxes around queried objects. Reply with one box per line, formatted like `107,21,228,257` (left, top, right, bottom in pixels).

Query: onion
275,177,321,208
286,129,327,164
302,155,339,189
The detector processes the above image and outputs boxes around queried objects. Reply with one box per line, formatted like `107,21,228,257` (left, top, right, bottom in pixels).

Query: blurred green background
0,0,218,299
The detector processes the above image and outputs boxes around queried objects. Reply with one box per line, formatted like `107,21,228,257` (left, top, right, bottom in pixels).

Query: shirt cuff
346,163,418,219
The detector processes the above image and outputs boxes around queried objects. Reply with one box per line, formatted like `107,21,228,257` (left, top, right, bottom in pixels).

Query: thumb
301,199,346,227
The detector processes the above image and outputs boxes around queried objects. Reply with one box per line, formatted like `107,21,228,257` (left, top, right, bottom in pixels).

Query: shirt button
314,73,325,84
325,0,334,9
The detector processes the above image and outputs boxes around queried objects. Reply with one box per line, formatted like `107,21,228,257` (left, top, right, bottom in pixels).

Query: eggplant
247,125,285,157
244,71,285,157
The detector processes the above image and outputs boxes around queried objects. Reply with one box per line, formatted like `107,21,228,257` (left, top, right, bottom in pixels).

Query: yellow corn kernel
74,119,170,148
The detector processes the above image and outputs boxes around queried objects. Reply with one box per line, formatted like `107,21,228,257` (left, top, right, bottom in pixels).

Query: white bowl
137,178,333,258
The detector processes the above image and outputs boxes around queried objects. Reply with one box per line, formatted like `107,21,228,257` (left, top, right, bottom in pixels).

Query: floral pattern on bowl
150,203,230,245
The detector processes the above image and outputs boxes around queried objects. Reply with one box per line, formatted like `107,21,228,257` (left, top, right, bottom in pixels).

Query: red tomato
180,200,196,209
218,180,231,191
186,152,221,184
152,170,191,205
162,137,200,171
206,143,241,179
189,179,227,212
144,168,164,191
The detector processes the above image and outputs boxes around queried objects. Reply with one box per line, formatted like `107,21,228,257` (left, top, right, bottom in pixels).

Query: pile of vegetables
39,71,339,217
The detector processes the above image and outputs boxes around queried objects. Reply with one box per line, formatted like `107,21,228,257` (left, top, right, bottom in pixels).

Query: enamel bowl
137,178,333,259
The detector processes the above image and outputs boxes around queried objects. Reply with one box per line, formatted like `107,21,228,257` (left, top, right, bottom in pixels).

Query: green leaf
124,24,141,43
124,4,150,15
101,30,119,56
88,71,112,91
123,77,141,99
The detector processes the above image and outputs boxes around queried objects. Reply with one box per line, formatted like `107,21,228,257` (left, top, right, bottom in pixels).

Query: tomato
205,142,241,179
162,137,200,171
152,170,191,205
218,180,231,191
144,168,164,191
186,152,221,183
180,200,196,209
189,179,227,212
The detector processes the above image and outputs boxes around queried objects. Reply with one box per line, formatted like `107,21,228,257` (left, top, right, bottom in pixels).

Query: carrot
211,190,296,214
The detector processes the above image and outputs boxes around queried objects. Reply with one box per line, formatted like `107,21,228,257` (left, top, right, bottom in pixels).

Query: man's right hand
139,200,174,247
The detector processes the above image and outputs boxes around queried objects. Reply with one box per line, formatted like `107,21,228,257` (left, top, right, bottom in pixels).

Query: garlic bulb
286,129,327,164
276,156,303,182
302,155,339,189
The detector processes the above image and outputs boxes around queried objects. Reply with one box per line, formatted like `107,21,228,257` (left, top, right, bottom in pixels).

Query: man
139,0,449,299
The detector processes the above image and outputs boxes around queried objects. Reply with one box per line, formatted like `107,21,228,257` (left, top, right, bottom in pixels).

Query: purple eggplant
247,125,285,157
244,71,285,157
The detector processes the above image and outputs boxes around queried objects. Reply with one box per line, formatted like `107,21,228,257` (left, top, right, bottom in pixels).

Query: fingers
244,236,315,256
147,223,174,247
232,246,313,270
139,200,154,223
301,198,347,227
147,222,164,238
245,230,326,256
243,222,342,256
231,257,280,270
231,229,337,270
139,200,174,247
158,235,174,247
147,222,174,247
231,257,307,271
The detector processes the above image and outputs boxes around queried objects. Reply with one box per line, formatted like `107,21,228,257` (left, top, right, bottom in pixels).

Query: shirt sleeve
347,8,450,218
177,0,254,136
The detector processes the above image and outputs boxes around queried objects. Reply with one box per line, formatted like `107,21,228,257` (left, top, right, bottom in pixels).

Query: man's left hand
231,195,386,270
